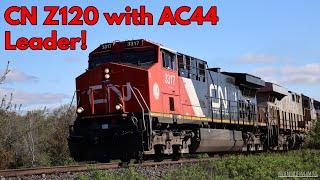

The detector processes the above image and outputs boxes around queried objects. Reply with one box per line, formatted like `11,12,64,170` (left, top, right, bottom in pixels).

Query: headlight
104,68,110,73
115,104,123,110
105,74,110,79
77,107,84,114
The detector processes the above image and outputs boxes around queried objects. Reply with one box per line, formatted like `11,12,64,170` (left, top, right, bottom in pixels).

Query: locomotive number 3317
165,74,175,85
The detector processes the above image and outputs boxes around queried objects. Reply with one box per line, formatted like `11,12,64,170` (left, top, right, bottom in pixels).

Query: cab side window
162,50,177,70
177,53,206,82
198,62,206,82
178,55,188,78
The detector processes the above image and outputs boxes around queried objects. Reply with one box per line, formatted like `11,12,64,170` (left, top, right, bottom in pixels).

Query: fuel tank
196,128,243,152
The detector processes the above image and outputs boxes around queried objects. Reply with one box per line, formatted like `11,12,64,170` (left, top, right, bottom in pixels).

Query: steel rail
0,157,216,178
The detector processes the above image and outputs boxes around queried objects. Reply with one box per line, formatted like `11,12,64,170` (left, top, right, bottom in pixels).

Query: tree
304,119,320,149
0,61,10,84
0,61,77,169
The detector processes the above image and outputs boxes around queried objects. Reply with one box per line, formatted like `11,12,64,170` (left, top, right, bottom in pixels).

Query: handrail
130,86,152,150
133,87,150,112
128,85,147,132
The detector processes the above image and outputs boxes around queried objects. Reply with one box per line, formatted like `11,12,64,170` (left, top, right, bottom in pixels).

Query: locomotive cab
75,40,161,116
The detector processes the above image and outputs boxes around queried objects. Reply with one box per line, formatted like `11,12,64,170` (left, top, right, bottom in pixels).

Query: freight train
68,39,320,162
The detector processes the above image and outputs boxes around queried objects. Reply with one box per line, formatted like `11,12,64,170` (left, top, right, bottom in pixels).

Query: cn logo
87,82,133,105
153,83,160,100
209,84,228,109
107,82,132,101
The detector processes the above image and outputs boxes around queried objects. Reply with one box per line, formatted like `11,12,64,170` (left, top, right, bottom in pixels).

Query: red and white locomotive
68,39,319,162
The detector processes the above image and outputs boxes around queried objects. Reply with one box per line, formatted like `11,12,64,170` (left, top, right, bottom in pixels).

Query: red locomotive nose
76,63,149,116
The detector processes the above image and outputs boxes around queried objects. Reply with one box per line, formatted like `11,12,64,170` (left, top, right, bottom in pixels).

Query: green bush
304,119,320,149
0,105,76,169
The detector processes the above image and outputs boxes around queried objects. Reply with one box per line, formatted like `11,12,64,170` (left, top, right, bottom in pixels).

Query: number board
101,43,113,50
125,40,143,48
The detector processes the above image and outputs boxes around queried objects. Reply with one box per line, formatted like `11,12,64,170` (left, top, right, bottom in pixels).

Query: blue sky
1,1,319,110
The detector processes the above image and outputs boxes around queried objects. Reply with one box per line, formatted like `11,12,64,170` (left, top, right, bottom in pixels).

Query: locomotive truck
68,39,319,162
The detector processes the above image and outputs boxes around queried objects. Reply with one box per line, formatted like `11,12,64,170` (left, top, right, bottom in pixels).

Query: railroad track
0,157,216,178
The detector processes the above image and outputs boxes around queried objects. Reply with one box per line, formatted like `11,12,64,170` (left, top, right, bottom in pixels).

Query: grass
164,150,320,180
77,149,320,180
77,167,145,180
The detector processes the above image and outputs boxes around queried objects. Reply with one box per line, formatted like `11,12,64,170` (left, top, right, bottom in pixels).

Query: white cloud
282,63,320,74
251,63,320,85
0,88,68,106
4,69,38,83
239,53,277,63
284,75,320,84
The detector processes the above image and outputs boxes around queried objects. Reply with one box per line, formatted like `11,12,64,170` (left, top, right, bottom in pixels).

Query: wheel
119,153,131,167
134,151,144,164
119,158,130,167
172,146,181,161
154,145,164,162
68,137,86,161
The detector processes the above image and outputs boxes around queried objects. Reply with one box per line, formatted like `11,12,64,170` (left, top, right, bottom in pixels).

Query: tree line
0,62,76,169
0,103,76,169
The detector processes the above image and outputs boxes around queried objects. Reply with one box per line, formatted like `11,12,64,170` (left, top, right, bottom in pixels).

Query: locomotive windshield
89,48,157,69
